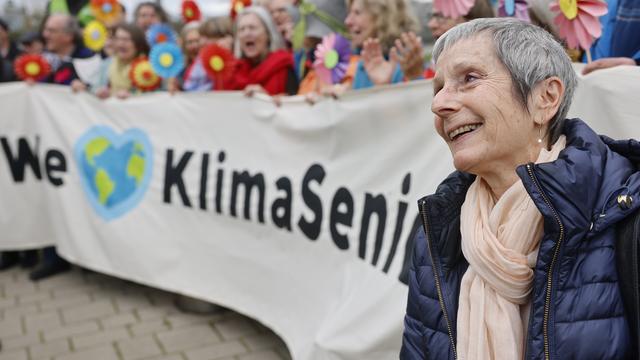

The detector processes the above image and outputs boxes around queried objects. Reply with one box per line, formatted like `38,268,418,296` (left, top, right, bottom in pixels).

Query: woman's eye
464,74,478,83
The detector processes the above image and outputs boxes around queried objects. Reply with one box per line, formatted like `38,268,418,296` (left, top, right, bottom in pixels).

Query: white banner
0,65,638,359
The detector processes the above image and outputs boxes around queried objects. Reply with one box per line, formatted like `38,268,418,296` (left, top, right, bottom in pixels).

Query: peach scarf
456,136,566,360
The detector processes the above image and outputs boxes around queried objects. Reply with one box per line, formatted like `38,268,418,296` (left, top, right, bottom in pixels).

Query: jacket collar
517,119,640,238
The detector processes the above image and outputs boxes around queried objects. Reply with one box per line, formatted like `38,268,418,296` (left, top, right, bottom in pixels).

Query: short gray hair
234,6,286,59
432,18,578,146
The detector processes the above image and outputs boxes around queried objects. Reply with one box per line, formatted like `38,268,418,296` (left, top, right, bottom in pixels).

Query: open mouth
243,41,256,51
448,123,482,141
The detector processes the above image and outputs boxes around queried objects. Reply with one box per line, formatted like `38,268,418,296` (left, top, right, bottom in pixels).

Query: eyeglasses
429,12,450,24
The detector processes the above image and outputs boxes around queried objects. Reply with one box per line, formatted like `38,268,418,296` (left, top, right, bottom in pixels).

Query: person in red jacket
226,6,298,96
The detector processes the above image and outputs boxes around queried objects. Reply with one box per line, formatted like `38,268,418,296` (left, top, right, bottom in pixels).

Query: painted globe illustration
75,127,153,220
81,137,146,208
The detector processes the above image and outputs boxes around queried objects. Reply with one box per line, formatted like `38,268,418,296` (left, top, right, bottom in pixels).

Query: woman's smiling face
431,34,540,179
345,0,375,49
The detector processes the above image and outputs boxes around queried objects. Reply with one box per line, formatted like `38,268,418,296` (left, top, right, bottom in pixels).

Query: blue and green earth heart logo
74,126,153,220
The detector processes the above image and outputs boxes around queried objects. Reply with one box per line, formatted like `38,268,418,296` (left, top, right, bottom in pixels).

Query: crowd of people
0,0,638,279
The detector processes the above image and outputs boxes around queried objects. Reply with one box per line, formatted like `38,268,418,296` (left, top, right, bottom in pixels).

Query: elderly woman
401,18,639,359
225,6,298,96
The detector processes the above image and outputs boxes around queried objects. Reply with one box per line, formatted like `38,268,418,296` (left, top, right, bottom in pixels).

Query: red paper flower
129,57,161,92
230,0,251,19
182,0,201,23
200,44,235,89
14,54,51,81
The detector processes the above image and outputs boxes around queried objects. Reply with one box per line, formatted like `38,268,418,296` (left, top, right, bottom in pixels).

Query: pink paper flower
550,0,608,50
433,0,474,18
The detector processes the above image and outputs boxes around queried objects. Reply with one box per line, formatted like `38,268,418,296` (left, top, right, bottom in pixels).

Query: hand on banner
167,77,180,95
582,57,636,75
71,79,88,93
391,32,424,80
95,87,110,99
115,89,131,99
361,38,396,85
244,84,267,97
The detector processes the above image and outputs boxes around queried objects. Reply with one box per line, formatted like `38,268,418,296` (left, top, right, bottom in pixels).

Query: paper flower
146,23,177,47
90,0,122,25
14,54,51,81
129,57,161,92
433,0,474,18
230,0,251,19
83,21,108,52
313,33,351,85
200,44,235,87
499,0,530,22
150,43,185,78
182,0,201,23
550,0,608,50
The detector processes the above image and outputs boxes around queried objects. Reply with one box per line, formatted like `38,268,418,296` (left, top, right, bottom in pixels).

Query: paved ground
0,266,291,360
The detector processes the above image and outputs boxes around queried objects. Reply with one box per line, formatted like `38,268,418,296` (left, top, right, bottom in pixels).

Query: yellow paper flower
83,21,108,52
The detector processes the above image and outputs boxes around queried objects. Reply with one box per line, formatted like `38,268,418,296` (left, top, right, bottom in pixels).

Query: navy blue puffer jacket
401,119,640,359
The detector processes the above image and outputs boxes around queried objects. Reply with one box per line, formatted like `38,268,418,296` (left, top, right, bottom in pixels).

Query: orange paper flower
200,44,235,89
230,0,251,19
182,0,201,23
129,57,161,92
14,54,51,81
90,0,122,25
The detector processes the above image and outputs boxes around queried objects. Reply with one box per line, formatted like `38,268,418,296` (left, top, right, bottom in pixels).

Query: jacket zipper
419,199,457,359
526,164,565,360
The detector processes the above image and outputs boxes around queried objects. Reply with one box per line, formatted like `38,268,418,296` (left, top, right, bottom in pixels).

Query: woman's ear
532,76,564,126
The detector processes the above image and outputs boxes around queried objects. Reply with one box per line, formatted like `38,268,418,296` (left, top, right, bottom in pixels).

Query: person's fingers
304,92,317,105
273,95,282,107
582,60,602,75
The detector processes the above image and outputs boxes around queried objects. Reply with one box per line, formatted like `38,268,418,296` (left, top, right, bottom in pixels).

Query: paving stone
0,296,16,310
3,282,37,297
117,335,163,360
240,333,285,352
0,332,41,350
237,350,283,360
18,291,52,305
100,312,138,329
165,312,221,329
144,355,185,360
72,327,129,350
44,321,100,342
184,340,247,360
129,319,170,337
24,311,62,332
214,316,259,341
62,299,116,324
5,304,38,318
0,348,28,360
113,294,151,312
40,293,91,312
55,345,119,360
157,324,221,353
29,338,70,359
0,315,22,337
136,306,179,321
35,272,86,290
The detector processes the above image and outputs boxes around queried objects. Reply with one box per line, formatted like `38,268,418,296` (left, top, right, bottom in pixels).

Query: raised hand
390,32,425,80
361,38,396,85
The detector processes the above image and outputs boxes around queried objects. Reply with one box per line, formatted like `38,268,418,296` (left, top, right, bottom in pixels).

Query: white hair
233,6,286,59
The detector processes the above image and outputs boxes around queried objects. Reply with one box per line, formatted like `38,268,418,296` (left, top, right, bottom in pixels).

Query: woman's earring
537,124,543,144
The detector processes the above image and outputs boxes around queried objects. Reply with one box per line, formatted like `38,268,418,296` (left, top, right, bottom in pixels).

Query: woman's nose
431,86,460,117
